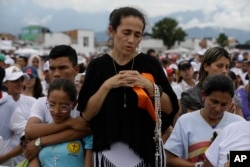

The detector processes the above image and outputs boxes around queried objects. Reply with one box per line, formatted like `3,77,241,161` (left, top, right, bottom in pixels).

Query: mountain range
95,27,250,44
0,2,249,44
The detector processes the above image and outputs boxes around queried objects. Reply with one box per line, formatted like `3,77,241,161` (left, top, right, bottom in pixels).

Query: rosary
112,57,135,109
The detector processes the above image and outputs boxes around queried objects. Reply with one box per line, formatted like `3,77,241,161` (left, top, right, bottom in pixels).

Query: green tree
151,17,187,49
245,40,250,45
216,33,228,47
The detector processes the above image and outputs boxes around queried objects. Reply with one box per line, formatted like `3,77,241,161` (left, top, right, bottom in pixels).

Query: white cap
4,57,15,65
4,66,29,82
197,49,207,56
43,61,49,71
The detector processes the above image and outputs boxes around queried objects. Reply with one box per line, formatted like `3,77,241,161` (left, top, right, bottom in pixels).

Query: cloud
2,0,250,32
22,14,52,26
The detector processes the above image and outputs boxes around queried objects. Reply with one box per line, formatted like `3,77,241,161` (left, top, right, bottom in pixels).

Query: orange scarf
133,73,156,122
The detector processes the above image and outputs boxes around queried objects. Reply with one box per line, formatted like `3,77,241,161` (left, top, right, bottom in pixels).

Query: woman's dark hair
23,76,44,99
33,77,44,98
47,78,77,102
201,74,234,97
109,6,146,32
198,47,231,86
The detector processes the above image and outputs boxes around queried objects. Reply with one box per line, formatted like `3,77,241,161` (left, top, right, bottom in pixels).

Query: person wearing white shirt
1,66,36,165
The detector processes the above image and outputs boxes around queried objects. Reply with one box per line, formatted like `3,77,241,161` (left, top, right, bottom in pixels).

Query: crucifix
52,154,59,167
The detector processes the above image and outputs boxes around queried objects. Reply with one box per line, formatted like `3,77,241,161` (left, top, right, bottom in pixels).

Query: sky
0,0,250,32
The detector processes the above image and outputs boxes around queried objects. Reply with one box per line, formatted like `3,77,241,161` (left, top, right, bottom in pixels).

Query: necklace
112,57,135,109
52,145,59,167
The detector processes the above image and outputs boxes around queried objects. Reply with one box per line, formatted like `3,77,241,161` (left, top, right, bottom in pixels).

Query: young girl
22,66,44,98
29,78,92,167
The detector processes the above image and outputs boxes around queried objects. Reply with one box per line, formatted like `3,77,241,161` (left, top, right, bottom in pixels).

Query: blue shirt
39,135,93,167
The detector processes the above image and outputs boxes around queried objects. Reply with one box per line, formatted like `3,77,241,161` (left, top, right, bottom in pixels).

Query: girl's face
47,90,76,124
202,91,232,121
23,77,36,88
204,56,230,75
109,16,143,57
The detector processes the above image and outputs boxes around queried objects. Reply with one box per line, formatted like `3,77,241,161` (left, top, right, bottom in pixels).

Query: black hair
33,77,44,98
146,49,156,55
18,56,28,64
47,78,77,102
78,63,86,73
109,6,146,32
228,71,236,81
49,45,78,67
202,74,234,97
0,66,5,91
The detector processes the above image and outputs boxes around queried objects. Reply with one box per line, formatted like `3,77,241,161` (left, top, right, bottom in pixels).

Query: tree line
150,17,250,48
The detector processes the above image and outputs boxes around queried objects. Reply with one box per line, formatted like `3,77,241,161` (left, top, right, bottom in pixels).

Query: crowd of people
0,5,250,167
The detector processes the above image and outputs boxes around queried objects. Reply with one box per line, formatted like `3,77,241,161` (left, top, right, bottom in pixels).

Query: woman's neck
110,50,138,65
183,78,195,87
200,108,221,128
23,87,34,97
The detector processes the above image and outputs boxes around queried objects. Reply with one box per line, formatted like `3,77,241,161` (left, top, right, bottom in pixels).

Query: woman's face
23,77,36,88
32,58,39,68
110,16,143,56
47,90,75,124
179,67,194,80
202,91,232,120
204,56,230,75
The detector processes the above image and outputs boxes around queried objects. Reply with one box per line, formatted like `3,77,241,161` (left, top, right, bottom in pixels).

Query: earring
108,38,113,47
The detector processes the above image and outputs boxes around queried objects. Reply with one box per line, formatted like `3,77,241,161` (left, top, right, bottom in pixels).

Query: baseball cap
166,67,175,75
4,66,29,82
22,66,38,78
178,60,192,71
0,53,6,62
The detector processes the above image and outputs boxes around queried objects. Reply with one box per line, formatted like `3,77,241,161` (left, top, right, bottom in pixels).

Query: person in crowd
41,60,50,96
174,61,196,105
164,74,245,167
16,56,28,70
0,66,17,166
166,67,177,86
76,6,179,167
192,50,206,73
24,45,90,162
199,38,208,50
4,57,15,68
0,53,6,68
28,55,41,69
228,70,241,90
22,66,44,99
28,78,93,167
235,60,250,120
0,65,36,165
75,72,85,94
171,60,196,126
181,47,243,116
146,48,158,57
27,54,43,79
238,59,249,85
203,121,250,167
